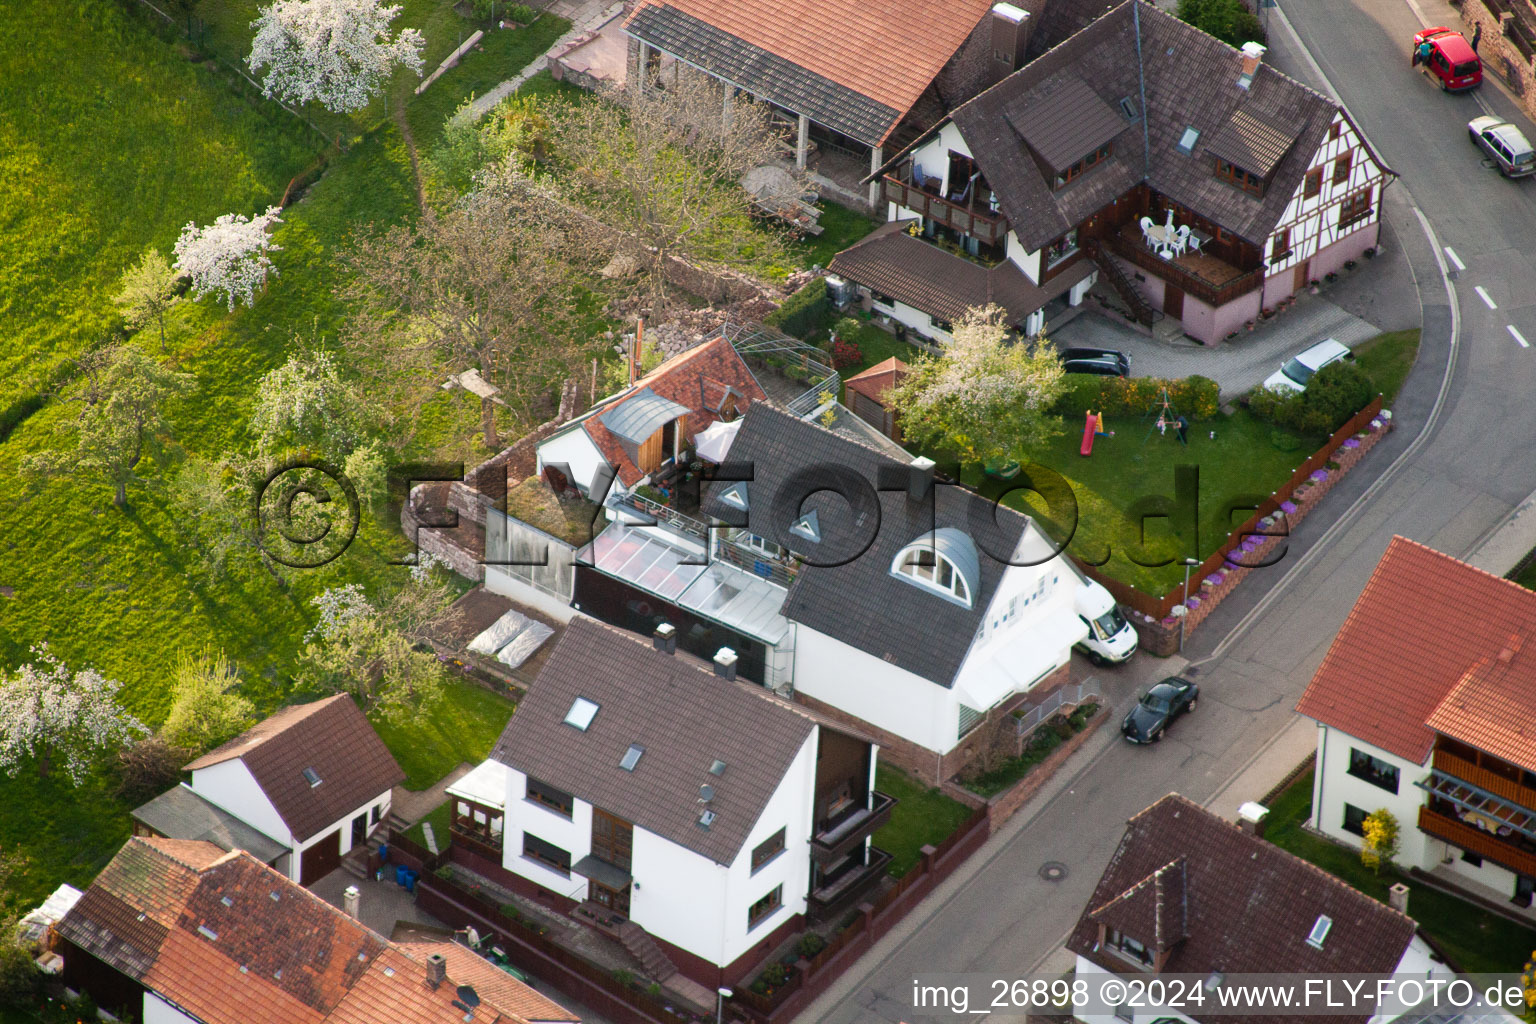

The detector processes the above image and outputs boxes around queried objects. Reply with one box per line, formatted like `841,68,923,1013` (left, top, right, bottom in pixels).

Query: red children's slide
1080,410,1097,456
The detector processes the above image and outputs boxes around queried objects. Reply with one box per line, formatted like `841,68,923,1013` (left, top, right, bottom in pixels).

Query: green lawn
1265,770,1536,973
835,317,927,377
1353,328,1420,406
371,679,516,790
401,794,455,847
872,765,977,878
797,200,879,270
977,408,1324,596
0,0,541,914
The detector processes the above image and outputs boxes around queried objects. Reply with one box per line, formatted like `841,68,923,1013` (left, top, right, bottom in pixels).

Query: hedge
764,277,832,340
1246,360,1374,435
1054,374,1220,419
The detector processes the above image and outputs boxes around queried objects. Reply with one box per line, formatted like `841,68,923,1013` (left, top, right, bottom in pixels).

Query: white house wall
500,765,596,901
1262,114,1388,303
1311,725,1432,869
627,826,731,965
143,991,200,1024
793,627,955,753
1071,955,1199,1024
1005,233,1043,285
293,791,393,876
537,425,609,498
187,763,292,850
869,296,952,343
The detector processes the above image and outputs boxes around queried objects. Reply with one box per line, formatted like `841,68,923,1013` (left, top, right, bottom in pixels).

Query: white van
1074,582,1138,665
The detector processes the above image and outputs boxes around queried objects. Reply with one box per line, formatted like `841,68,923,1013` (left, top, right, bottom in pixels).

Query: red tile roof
577,336,767,487
1068,795,1416,1024
625,0,993,135
842,357,908,408
1295,536,1536,765
185,695,404,843
394,941,579,1023
1426,656,1536,773
58,837,577,1024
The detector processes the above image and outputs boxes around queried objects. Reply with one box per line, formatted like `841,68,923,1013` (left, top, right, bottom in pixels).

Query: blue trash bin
378,843,388,863
404,869,418,894
395,865,408,887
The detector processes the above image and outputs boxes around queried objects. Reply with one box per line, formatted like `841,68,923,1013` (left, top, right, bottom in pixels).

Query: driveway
1052,289,1383,400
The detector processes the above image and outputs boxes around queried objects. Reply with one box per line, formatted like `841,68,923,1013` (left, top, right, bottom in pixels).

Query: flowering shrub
1186,596,1201,609
1280,500,1298,515
830,337,863,370
1343,437,1361,449
1205,572,1225,587
1310,469,1328,482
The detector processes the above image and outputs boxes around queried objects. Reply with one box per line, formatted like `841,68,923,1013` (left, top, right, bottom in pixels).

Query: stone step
341,857,368,879
615,921,677,982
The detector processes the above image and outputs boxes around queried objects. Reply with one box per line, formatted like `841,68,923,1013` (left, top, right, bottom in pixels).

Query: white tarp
693,418,741,463
497,621,555,669
467,609,530,655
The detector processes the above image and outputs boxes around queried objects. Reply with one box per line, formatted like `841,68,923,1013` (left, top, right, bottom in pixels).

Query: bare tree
340,179,603,448
535,70,803,315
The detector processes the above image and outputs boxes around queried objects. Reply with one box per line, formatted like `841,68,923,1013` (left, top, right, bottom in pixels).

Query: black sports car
1121,677,1199,743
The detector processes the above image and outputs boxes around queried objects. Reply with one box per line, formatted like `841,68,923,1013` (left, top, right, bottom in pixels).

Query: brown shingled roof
1068,795,1416,1024
57,837,574,1024
185,695,404,843
1295,536,1536,765
843,357,908,407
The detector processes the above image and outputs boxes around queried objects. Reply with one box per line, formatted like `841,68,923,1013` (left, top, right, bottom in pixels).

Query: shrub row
1246,360,1374,435
764,277,832,339
1053,374,1220,419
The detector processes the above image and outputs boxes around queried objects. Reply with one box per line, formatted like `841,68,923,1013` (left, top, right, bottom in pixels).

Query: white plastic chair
1139,215,1155,246
1171,225,1192,257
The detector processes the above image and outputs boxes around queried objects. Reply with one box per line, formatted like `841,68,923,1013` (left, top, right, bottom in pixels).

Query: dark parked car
1121,677,1199,743
1060,347,1131,377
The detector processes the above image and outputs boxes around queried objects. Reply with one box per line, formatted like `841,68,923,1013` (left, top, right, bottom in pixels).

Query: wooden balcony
1105,223,1264,309
449,826,503,864
810,791,897,865
881,176,1010,247
1419,805,1536,878
1434,749,1536,811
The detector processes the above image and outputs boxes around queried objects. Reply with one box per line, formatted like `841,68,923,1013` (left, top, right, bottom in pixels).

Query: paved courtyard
1052,288,1383,400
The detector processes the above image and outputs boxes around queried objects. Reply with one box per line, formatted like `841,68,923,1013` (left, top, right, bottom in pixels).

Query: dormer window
720,482,748,510
1053,144,1112,189
1105,927,1153,967
789,510,821,544
1215,158,1265,196
891,529,978,608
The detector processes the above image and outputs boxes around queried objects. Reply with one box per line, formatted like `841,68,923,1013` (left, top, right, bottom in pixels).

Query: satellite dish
456,985,481,1008
699,784,715,803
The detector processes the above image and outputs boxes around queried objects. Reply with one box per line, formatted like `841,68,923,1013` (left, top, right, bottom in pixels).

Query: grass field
0,0,550,915
872,765,976,878
1265,770,1536,973
1353,328,1420,406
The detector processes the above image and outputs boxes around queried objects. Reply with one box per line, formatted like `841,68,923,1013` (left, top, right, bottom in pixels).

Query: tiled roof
1295,536,1536,765
843,357,908,407
1205,107,1299,179
623,0,994,145
491,617,820,865
1427,656,1536,773
827,221,1093,326
132,785,289,864
949,0,1354,251
185,695,404,843
576,336,768,488
1089,856,1187,952
57,837,571,1024
1005,74,1129,171
1068,795,1416,1024
699,404,1033,686
394,941,579,1023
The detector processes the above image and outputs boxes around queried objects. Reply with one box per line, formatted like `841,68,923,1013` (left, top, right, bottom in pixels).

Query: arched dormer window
890,529,978,608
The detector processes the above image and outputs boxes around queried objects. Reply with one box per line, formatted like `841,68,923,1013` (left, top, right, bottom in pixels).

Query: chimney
426,952,447,989
653,622,677,655
713,647,738,680
1388,882,1409,914
1237,801,1269,837
908,456,936,502
630,319,644,386
988,3,1032,84
342,885,360,920
1237,41,1266,89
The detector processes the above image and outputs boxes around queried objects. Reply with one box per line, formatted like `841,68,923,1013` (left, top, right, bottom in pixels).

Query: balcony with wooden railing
881,173,1010,248
1433,748,1536,812
1419,805,1536,878
1105,222,1264,309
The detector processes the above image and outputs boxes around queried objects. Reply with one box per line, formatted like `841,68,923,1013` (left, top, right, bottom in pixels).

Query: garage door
300,829,342,885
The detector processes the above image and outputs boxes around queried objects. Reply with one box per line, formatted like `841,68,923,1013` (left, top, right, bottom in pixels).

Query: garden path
463,0,625,121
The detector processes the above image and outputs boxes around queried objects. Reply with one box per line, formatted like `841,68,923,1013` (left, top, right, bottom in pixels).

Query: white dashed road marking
1510,325,1530,348
1476,285,1498,309
1444,246,1466,271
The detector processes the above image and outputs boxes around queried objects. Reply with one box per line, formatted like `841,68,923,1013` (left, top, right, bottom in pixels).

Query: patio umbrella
1165,208,1176,236
693,418,741,463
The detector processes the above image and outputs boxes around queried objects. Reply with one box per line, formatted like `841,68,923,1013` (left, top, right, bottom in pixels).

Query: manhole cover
1039,862,1068,882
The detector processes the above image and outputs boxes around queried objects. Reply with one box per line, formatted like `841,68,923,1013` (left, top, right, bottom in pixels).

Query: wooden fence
1080,396,1384,620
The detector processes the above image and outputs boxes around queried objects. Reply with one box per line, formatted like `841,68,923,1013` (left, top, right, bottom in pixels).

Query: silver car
1469,115,1536,179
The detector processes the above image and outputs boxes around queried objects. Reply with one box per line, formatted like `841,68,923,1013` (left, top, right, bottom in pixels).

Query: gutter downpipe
1134,1,1150,180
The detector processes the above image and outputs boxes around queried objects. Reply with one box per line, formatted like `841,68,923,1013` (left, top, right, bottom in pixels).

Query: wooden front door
591,809,633,872
589,880,632,916
1294,259,1311,293
300,829,342,885
1163,284,1184,321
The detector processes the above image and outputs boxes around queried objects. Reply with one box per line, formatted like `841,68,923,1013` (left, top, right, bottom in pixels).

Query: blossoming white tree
251,347,365,457
0,646,146,784
174,207,283,311
248,0,425,113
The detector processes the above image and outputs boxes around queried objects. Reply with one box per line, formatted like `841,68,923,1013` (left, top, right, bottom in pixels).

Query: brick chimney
1389,882,1409,914
426,952,447,988
342,885,360,920
1238,41,1267,89
653,622,677,655
988,3,1033,84
713,647,738,680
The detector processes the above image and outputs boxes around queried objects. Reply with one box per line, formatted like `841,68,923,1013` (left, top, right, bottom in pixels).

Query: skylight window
220,896,233,907
620,744,645,771
698,809,717,830
302,767,322,788
1306,915,1332,949
197,925,219,942
709,759,727,776
789,510,820,544
564,697,600,731
720,482,748,510
1118,96,1138,120
1177,127,1200,155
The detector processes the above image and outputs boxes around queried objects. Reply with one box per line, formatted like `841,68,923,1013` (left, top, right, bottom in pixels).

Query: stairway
1085,241,1156,327
615,921,677,983
342,811,416,880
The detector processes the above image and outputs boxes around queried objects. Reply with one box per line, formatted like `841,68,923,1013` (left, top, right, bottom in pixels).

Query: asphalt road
803,1,1536,1020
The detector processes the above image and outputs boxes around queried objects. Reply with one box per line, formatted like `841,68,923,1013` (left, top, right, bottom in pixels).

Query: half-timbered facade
829,0,1394,345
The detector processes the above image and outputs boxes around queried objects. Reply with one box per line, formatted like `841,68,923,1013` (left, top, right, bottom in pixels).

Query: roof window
891,530,979,608
1306,915,1332,949
564,697,600,731
789,510,821,544
720,481,749,510
620,744,645,771
197,925,219,942
302,767,322,788
1177,127,1200,155
709,759,727,776
1118,96,1138,120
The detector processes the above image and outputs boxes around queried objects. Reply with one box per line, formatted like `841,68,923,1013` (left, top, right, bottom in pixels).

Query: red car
1413,27,1482,91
